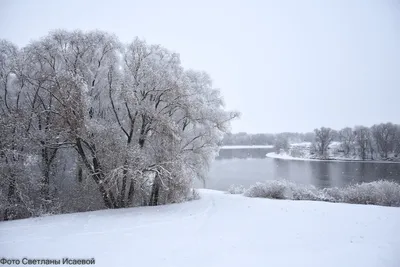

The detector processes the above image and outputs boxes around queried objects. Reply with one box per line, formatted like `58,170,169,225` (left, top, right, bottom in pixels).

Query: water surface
199,157,400,191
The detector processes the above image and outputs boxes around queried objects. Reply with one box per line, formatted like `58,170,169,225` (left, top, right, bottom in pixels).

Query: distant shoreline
266,152,400,164
220,145,274,149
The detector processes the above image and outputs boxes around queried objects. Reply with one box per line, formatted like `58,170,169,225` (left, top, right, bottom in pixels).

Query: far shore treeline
222,123,400,160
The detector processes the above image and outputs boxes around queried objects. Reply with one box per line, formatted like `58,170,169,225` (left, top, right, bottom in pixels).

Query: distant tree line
224,123,400,161
311,123,400,160
0,30,237,221
222,132,315,146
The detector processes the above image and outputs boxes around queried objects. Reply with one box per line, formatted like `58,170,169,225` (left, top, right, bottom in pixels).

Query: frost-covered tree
303,132,315,143
274,135,289,154
394,125,400,156
313,127,334,158
339,127,355,156
0,40,26,220
371,123,397,158
354,126,372,160
0,40,47,220
0,30,238,220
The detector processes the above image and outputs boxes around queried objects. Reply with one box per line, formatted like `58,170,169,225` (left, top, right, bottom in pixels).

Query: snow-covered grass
237,180,400,207
1,189,400,267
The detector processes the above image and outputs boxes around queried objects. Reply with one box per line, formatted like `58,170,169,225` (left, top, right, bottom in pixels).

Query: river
198,149,400,191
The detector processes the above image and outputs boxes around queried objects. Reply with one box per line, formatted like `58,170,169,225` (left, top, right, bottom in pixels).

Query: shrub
243,180,321,200
244,181,287,199
227,184,245,194
342,180,400,207
288,184,320,201
238,179,400,207
187,189,201,201
321,187,343,202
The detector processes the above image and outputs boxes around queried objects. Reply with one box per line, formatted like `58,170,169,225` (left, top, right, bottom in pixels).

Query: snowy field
1,190,400,267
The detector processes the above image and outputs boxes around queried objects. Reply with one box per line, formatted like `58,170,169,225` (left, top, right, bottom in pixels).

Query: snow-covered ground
267,152,317,161
270,142,400,163
1,189,400,267
266,152,400,164
221,145,274,149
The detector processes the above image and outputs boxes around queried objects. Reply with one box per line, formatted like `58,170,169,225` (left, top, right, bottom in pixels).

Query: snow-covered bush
187,189,201,201
289,148,306,158
241,180,400,207
274,135,289,154
244,181,287,199
321,187,343,202
342,180,400,207
373,181,400,206
287,183,320,201
243,180,321,201
227,184,245,194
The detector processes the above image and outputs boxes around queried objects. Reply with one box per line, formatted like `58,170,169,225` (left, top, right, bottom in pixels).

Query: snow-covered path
1,190,400,267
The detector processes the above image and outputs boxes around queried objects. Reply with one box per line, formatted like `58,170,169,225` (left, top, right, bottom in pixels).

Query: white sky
1,0,399,133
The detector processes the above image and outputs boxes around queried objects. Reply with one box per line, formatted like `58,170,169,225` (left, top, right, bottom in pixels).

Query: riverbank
1,189,399,267
266,152,400,164
275,141,400,163
221,145,274,149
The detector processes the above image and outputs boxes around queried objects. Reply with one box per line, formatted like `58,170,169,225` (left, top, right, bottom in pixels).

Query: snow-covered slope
1,190,399,267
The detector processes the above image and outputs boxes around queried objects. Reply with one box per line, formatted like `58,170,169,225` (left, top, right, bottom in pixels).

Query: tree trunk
41,164,50,201
5,174,18,221
95,176,115,209
77,166,83,182
92,157,117,208
3,209,9,221
75,138,116,209
149,175,160,206
127,180,135,205
118,160,128,207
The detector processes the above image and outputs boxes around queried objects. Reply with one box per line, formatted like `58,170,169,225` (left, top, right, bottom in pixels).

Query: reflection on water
312,162,331,188
198,157,400,191
274,160,290,181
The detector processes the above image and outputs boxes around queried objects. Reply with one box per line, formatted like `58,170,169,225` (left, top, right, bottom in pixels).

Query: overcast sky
1,0,399,133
